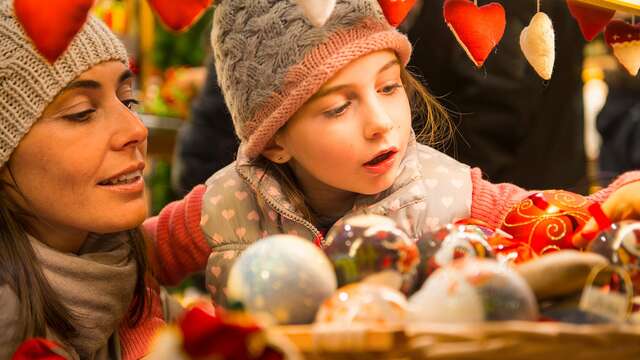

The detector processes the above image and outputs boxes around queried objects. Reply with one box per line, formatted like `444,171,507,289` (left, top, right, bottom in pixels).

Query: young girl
144,0,640,306
0,3,178,358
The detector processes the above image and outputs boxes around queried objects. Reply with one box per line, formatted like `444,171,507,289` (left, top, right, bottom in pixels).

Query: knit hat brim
240,21,412,159
0,1,128,168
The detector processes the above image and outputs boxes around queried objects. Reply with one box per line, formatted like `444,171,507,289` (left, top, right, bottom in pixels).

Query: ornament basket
273,321,640,360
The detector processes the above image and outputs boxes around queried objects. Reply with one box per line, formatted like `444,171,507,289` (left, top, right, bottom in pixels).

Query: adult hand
573,181,640,247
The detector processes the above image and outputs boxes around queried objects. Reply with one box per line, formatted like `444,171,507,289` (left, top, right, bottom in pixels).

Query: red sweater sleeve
470,168,640,230
143,185,211,286
118,284,165,360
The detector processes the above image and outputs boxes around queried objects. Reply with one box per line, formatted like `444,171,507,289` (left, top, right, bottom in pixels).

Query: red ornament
12,338,66,360
14,0,94,63
605,20,640,76
147,0,213,32
566,0,615,41
500,190,594,257
178,304,284,360
378,0,416,27
443,0,506,68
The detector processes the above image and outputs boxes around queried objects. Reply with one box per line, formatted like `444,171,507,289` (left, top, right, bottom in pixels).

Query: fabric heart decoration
14,0,94,63
566,0,615,41
605,20,640,76
147,0,213,32
296,0,336,27
443,0,506,68
520,12,555,80
378,0,417,27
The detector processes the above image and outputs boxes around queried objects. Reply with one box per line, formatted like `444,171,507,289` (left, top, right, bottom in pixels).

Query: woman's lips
97,175,145,193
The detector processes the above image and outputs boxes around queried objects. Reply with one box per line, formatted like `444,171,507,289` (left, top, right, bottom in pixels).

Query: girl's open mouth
363,147,398,174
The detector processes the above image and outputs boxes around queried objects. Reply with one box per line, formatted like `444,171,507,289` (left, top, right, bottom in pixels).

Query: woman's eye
122,99,140,111
63,109,96,122
324,101,351,118
380,83,402,95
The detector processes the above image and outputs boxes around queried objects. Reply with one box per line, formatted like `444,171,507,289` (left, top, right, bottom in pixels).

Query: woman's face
273,50,412,196
1,61,148,247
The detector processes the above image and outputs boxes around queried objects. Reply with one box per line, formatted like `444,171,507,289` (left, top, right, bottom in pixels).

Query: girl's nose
362,98,394,140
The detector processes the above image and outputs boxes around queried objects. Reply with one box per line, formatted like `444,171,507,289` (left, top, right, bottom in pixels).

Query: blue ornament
227,235,337,324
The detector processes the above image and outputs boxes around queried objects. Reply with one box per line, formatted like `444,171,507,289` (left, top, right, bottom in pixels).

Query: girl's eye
380,83,402,95
324,101,351,118
122,99,140,111
63,109,96,122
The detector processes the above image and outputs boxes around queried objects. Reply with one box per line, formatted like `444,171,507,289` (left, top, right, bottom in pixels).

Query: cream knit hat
212,0,412,159
0,1,128,167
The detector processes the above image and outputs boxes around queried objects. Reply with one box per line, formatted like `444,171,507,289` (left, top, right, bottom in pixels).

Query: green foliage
152,8,213,70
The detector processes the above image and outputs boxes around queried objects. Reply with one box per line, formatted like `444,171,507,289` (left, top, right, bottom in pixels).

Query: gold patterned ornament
500,190,594,257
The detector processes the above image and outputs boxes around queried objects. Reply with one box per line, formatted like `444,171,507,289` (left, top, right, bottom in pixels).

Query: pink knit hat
211,0,412,159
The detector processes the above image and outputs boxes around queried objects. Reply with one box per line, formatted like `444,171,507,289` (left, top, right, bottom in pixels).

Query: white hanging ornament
296,0,336,27
520,12,555,80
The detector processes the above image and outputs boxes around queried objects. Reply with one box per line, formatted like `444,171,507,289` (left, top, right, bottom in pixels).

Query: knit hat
0,1,128,167
212,0,412,159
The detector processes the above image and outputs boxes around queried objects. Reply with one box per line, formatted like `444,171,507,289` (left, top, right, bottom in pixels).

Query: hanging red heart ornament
147,0,213,33
605,20,640,76
378,0,416,27
14,0,94,64
443,0,506,68
566,0,615,41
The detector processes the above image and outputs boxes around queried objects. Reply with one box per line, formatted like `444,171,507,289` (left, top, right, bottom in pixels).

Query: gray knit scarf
29,232,137,359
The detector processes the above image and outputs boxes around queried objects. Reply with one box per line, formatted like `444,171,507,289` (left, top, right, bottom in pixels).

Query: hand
573,181,640,247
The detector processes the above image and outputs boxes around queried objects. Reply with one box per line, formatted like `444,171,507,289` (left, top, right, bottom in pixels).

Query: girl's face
273,50,412,196
1,61,147,249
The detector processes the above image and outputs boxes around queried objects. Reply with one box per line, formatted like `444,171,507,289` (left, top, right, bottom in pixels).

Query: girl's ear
260,136,292,164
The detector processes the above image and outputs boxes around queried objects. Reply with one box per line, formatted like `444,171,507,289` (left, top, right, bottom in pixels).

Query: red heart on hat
443,0,506,68
14,0,94,64
147,0,213,32
605,20,640,76
378,0,417,27
566,0,615,41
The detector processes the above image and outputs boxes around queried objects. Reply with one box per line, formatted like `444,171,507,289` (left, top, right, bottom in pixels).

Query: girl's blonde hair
258,66,453,224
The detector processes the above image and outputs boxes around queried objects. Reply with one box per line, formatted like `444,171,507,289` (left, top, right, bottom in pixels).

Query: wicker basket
272,322,640,360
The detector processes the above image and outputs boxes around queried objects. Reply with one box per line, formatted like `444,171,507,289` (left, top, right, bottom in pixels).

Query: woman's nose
111,102,148,150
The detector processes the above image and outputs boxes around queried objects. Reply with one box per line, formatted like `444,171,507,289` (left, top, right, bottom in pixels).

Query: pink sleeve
143,185,211,286
585,170,640,204
470,168,640,229
469,168,532,229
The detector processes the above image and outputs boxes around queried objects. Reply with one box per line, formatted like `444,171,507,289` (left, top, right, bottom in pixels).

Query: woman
0,2,166,358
